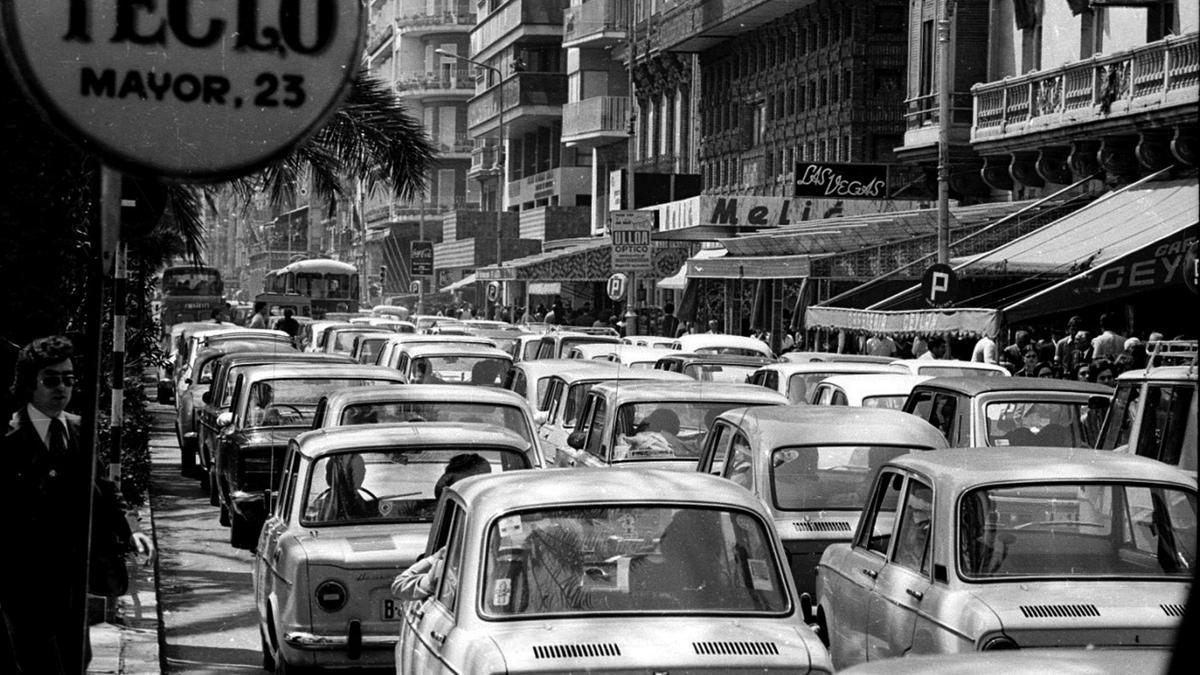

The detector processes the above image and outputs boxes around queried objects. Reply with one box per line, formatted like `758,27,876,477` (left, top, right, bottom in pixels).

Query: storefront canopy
658,247,725,291
476,238,689,282
440,273,476,293
805,306,1002,338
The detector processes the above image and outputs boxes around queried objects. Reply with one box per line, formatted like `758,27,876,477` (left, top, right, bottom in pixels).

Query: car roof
235,363,406,382
714,406,948,448
891,358,1010,373
815,373,933,394
548,363,693,383
383,334,496,346
1115,365,1198,382
402,343,512,358
757,361,906,374
912,376,1114,396
321,384,531,408
451,467,768,512
204,329,290,342
660,352,774,366
677,333,771,350
512,358,580,376
587,380,789,404
544,331,620,343
216,351,353,366
887,447,1198,490
197,341,295,359
293,422,533,459
780,352,897,364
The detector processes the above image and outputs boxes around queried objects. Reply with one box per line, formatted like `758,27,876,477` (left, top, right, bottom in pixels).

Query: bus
159,265,225,328
259,258,359,319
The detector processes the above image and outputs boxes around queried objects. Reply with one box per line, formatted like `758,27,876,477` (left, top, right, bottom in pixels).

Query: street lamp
435,48,505,314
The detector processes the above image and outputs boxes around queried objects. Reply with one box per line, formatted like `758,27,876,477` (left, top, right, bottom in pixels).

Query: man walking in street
276,308,300,345
0,336,154,674
247,301,269,329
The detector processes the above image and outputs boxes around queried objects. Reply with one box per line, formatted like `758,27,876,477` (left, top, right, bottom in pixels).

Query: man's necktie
48,418,69,457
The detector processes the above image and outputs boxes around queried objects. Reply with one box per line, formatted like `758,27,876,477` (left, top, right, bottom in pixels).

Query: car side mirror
217,412,234,427
202,391,212,405
533,410,549,426
567,431,586,449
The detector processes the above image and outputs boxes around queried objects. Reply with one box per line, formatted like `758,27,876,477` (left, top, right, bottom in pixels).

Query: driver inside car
308,453,375,522
249,382,282,426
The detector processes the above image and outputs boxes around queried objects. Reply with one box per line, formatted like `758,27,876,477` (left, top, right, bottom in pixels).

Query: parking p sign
606,273,628,301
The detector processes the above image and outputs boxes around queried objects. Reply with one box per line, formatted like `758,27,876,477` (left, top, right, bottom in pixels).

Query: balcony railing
904,92,975,130
468,73,568,127
471,0,564,55
366,20,394,54
562,96,630,139
563,0,628,44
471,144,500,172
395,69,475,94
397,11,476,31
438,133,474,154
973,32,1198,142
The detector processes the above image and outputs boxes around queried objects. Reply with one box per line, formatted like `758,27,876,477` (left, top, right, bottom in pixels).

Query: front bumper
283,631,398,650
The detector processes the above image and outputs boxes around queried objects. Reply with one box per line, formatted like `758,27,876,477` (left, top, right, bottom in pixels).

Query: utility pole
624,0,639,334
936,0,956,265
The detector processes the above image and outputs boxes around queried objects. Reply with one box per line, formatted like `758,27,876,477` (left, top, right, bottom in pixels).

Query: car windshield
481,505,789,617
560,337,616,357
862,395,906,410
917,365,1005,377
612,401,747,461
412,356,511,386
786,373,840,404
335,330,385,353
958,482,1197,580
337,402,533,444
985,400,1097,448
771,445,918,511
243,378,387,427
301,448,527,526
683,363,757,383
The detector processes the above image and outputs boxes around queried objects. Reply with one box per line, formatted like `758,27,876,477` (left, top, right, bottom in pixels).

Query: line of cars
164,320,1195,673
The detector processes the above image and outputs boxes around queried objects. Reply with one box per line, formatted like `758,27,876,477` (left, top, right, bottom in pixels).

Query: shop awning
658,247,725,290
805,306,1002,338
475,238,691,281
528,281,562,295
688,254,811,279
440,273,476,293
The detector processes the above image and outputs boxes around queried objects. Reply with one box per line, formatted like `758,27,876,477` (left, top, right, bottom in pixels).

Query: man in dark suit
0,335,153,673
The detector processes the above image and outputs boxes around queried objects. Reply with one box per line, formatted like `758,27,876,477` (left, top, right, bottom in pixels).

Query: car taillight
315,580,347,612
981,635,1019,650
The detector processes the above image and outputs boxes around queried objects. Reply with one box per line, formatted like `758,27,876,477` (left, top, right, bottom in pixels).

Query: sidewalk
87,510,164,673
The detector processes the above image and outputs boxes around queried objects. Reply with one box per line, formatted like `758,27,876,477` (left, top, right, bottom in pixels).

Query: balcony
897,91,974,154
437,133,475,156
467,73,568,135
506,167,592,207
972,33,1198,150
650,0,802,53
563,0,628,50
394,69,475,99
471,0,565,58
470,143,502,179
562,96,630,147
396,10,476,37
366,19,394,55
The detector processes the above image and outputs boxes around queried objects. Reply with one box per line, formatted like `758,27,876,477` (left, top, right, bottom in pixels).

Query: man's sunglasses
40,374,77,387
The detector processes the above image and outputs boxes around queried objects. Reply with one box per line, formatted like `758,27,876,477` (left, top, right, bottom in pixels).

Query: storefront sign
1,0,364,179
610,210,654,274
476,267,517,281
794,162,890,200
410,241,434,277
804,306,1001,338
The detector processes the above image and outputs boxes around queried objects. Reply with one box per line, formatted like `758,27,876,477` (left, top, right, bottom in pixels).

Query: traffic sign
609,210,654,274
606,273,628,301
0,1,364,180
410,241,434,277
921,264,958,308
409,280,422,294
486,282,500,302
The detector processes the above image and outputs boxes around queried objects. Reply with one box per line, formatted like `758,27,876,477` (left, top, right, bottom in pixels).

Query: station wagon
696,406,948,596
901,377,1113,448
396,469,833,674
563,381,788,469
214,363,407,549
255,424,534,673
812,448,1196,669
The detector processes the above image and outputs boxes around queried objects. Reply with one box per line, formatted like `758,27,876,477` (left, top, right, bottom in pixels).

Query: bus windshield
163,268,223,296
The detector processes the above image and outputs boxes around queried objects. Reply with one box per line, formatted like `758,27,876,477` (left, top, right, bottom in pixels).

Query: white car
606,345,678,369
749,362,908,404
888,358,1011,377
677,333,774,358
808,374,934,409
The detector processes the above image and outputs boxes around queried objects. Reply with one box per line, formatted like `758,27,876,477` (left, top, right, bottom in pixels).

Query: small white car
888,358,1011,378
749,362,908,404
677,333,774,358
808,374,934,409
812,447,1196,669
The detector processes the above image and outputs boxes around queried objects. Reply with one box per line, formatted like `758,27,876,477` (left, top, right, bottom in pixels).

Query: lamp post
435,48,505,314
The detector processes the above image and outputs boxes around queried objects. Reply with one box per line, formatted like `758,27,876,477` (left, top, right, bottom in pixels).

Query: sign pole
936,1,956,265
624,2,638,335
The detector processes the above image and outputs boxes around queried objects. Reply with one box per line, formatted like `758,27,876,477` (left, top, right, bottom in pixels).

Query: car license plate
381,598,402,621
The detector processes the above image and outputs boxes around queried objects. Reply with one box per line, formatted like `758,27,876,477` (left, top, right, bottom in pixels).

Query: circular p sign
921,264,957,308
1,0,364,180
486,282,499,302
606,273,628,301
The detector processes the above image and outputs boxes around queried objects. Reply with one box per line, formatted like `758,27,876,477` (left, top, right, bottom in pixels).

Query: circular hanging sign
486,282,500,302
606,273,628,301
0,0,364,180
921,263,958,308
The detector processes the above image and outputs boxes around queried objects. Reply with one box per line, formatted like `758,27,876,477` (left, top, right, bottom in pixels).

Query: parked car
811,447,1196,669
255,423,535,673
309,385,545,468
393,343,513,386
375,333,497,368
300,320,357,353
157,320,236,403
605,345,678,369
175,327,291,398
565,342,620,361
176,340,297,477
696,406,948,596
322,325,394,356
834,649,1173,675
1096,342,1197,474
500,359,580,410
195,352,355,498
677,333,774,358
411,315,468,334
889,358,1011,378
808,374,933,409
508,333,546,363
562,381,788,470
901,377,1113,448
749,362,908,404
213,363,407,549
532,330,621,360
622,334,681,349
396,468,833,674
538,363,691,462
464,329,524,357
655,352,774,383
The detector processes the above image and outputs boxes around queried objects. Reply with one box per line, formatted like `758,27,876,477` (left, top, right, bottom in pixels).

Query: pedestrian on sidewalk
0,335,154,674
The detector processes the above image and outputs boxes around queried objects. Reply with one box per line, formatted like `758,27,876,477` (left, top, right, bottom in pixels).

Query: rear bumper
283,631,398,650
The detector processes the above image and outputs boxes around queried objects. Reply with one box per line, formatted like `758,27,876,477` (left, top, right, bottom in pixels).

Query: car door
720,430,755,494
402,502,467,674
697,420,734,474
823,470,904,668
577,395,609,467
540,378,564,451
255,448,302,629
866,477,933,662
